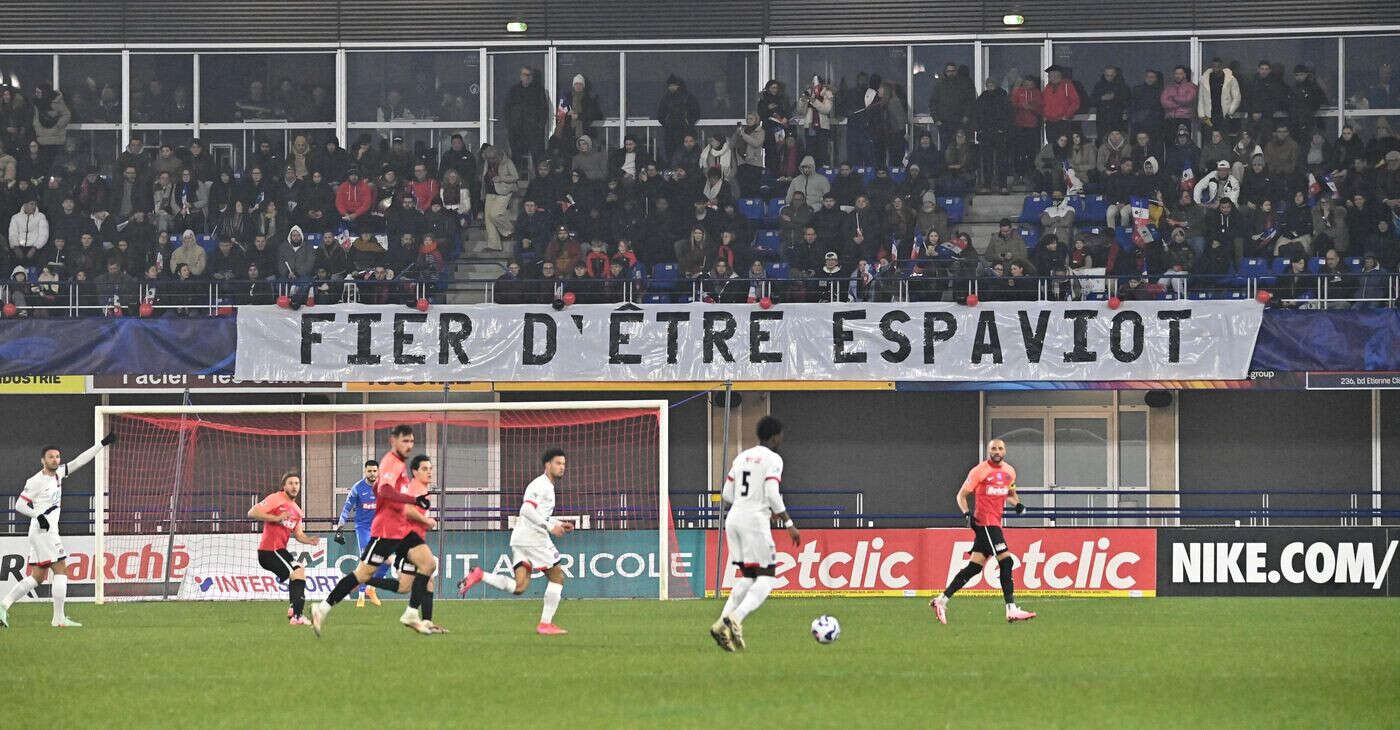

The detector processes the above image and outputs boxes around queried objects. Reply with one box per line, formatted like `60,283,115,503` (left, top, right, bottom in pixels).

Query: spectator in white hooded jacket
8,200,48,262
1193,159,1241,209
785,156,830,211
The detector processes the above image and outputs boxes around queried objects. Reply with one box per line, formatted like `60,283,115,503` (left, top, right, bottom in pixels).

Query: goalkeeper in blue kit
334,460,391,607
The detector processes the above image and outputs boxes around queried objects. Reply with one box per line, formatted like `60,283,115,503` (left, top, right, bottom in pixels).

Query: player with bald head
932,438,1036,624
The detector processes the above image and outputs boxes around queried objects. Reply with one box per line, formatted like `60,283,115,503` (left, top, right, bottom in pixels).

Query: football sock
482,572,517,593
541,581,563,624
998,557,1016,605
721,577,754,619
369,577,401,592
288,578,306,617
410,574,429,611
421,589,434,622
730,575,775,622
3,575,38,609
326,573,361,607
51,574,67,621
943,562,983,599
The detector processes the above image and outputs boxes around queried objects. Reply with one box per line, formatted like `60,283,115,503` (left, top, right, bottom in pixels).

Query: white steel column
121,51,131,145
973,41,984,96
1373,388,1382,527
545,46,558,139
618,51,627,138
191,54,201,132
1337,37,1346,137
479,48,489,145
335,49,348,147
757,43,771,95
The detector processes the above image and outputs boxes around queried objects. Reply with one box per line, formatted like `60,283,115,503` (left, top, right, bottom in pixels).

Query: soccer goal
91,401,695,603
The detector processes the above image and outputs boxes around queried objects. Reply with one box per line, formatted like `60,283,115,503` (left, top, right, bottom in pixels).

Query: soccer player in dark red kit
932,438,1036,624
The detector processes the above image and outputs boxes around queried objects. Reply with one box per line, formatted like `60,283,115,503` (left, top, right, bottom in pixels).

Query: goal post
92,401,686,603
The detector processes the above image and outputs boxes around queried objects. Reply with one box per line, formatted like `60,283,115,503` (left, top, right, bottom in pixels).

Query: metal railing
1,277,438,317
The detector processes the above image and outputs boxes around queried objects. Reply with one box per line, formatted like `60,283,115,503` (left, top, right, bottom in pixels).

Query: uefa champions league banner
234,301,1263,382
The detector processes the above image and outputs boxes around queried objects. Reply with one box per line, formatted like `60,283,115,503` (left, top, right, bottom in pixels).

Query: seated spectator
544,224,582,274
1192,237,1236,287
1035,133,1072,194
236,263,275,305
94,256,138,311
785,156,828,210
940,129,976,195
1103,159,1149,227
494,261,524,304
207,237,246,281
700,259,745,303
1275,256,1314,307
1040,191,1076,243
983,218,1028,265
170,229,206,277
9,199,48,263
785,225,825,277
914,192,950,243
1263,123,1299,178
1193,159,1240,209
571,135,609,182
1318,248,1354,308
699,167,734,209
1240,154,1278,209
846,194,886,261
1244,199,1280,259
1033,234,1067,279
886,196,917,257
1275,190,1313,258
907,132,941,177
778,192,812,248
1069,131,1097,190
1311,196,1349,254
1354,252,1389,307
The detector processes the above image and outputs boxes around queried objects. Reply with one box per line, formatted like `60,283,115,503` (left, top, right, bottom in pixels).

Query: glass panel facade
59,54,122,124
1200,38,1340,111
347,51,481,123
911,44,976,118
774,45,908,106
624,50,756,121
130,54,194,124
1344,36,1400,111
557,51,620,117
199,53,335,123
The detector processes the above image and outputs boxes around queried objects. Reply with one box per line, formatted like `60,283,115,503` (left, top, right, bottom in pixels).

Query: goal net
93,402,698,602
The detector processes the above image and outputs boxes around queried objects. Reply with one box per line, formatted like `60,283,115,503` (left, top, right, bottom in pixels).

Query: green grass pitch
5,597,1397,728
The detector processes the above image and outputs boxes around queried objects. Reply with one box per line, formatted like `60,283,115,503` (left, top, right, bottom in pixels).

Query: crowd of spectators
2,56,1398,315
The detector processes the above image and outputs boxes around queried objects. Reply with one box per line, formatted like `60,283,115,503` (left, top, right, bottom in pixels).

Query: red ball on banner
562,291,577,306
217,305,235,317
1256,290,1272,304
746,295,757,304
276,294,291,308
965,294,979,307
1107,296,1122,310
2,302,16,317
758,296,773,310
109,305,123,317
416,297,430,312
304,292,315,308
139,301,154,318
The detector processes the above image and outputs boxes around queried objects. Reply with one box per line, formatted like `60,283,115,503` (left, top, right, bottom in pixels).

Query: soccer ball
810,615,840,644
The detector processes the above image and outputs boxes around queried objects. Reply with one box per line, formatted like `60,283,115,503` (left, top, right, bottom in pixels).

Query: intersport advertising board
704,528,1159,597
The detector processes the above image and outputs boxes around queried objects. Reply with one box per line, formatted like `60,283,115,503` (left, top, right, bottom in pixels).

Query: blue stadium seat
754,230,782,259
855,166,875,183
1237,257,1276,286
1345,256,1363,272
1020,225,1041,248
1271,257,1292,275
650,263,679,290
818,166,835,182
765,198,785,225
737,198,765,222
642,293,671,304
197,234,218,253
1080,194,1109,223
1084,292,1108,301
1189,291,1212,300
1308,257,1324,274
673,294,694,304
1020,195,1051,224
888,167,907,183
940,196,965,224
1113,226,1136,253
765,262,790,279
303,233,322,249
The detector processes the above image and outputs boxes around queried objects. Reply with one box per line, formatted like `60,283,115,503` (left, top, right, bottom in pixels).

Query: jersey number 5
739,471,751,497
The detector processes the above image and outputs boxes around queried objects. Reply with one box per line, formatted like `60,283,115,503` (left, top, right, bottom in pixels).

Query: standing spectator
941,128,976,196
559,74,602,151
1090,66,1131,136
733,113,766,198
655,74,700,165
756,80,792,176
1130,70,1166,141
1103,159,1146,227
929,62,977,148
877,82,908,170
406,162,440,213
1197,58,1242,138
976,77,1012,194
1041,65,1081,143
1243,61,1288,140
481,145,520,253
335,168,373,229
439,134,477,199
796,75,835,167
1040,191,1077,242
313,136,350,184
1287,65,1327,141
698,133,735,188
1010,76,1042,189
1161,66,1198,132
9,199,48,263
30,82,70,163
504,67,550,173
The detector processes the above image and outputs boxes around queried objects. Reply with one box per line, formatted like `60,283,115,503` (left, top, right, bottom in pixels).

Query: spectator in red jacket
335,167,373,228
1161,66,1199,131
1042,65,1081,143
1010,77,1042,188
406,162,440,213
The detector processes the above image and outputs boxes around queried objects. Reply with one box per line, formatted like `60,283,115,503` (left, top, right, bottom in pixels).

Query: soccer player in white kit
0,433,115,628
457,448,574,635
710,416,800,652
